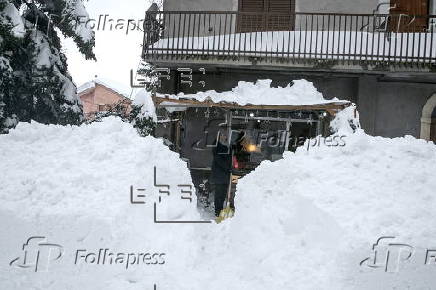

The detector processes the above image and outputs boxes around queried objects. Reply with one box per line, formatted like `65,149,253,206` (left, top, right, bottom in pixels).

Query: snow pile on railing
170,79,346,106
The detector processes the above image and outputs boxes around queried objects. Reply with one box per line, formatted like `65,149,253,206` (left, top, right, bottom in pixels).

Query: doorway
237,0,296,32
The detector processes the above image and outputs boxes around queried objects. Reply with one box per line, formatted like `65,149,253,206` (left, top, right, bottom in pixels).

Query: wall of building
80,91,96,117
296,0,379,14
163,0,379,13
93,85,126,107
357,77,436,138
157,0,382,40
79,85,131,119
430,0,436,15
164,0,237,11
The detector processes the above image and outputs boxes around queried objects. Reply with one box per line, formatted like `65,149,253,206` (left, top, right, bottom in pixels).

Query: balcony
143,11,436,71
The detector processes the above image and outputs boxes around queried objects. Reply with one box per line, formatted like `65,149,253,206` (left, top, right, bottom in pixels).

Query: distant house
78,78,133,120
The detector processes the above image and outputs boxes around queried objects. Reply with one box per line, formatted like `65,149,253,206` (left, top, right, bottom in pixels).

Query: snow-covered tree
0,0,95,133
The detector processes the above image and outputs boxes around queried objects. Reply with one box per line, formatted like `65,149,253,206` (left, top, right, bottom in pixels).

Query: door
389,0,429,32
238,0,295,32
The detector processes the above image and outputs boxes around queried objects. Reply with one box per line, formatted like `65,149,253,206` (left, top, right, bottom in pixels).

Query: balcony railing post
430,18,434,65
423,16,428,64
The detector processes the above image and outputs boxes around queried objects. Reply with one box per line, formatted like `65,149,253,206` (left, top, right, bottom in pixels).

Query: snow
0,2,25,38
1,109,436,288
78,77,134,99
232,122,436,289
30,31,82,107
0,56,11,72
64,0,94,43
0,117,196,220
33,32,53,68
0,117,201,289
133,90,157,121
150,30,436,62
2,114,18,128
166,79,347,106
330,105,360,134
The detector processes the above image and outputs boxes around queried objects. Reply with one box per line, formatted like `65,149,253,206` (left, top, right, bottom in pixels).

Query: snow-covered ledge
421,93,436,141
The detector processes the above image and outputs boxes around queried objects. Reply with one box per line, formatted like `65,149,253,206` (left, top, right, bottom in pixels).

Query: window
98,104,111,112
238,0,295,32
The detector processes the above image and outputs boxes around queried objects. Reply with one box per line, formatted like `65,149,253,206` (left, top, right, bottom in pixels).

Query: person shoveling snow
1,91,436,289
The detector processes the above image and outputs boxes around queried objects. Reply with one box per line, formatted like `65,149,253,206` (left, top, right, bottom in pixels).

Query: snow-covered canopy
162,79,348,106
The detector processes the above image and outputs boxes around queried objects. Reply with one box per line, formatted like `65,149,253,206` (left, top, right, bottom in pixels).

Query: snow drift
230,120,436,289
0,117,201,289
1,105,436,289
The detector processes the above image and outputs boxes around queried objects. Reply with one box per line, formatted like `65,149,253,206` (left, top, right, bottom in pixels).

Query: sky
62,0,153,95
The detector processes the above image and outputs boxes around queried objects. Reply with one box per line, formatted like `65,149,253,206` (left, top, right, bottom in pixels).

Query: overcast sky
62,0,153,91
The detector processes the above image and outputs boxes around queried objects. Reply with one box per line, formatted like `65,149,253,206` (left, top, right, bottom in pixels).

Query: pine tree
0,0,95,133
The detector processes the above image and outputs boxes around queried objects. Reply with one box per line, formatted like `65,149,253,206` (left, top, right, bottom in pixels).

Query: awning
152,95,351,116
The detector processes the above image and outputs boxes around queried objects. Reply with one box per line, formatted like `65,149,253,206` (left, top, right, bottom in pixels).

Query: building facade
144,0,436,142
163,0,380,14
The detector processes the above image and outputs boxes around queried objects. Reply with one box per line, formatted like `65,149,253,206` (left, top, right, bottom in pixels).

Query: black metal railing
143,11,436,66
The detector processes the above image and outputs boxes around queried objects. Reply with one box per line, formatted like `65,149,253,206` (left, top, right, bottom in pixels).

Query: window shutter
266,0,295,31
267,0,293,12
240,0,265,12
238,0,266,32
238,0,295,32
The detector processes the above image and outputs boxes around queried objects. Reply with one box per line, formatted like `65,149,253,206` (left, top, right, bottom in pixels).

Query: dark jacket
209,141,232,185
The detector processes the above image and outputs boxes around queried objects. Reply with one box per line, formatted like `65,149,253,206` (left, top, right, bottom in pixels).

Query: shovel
216,173,234,223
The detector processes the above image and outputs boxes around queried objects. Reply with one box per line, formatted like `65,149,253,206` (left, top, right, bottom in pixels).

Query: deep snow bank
230,111,436,289
1,111,436,290
0,117,201,289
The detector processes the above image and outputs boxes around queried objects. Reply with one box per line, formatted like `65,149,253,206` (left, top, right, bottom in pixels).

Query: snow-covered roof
77,77,133,99
155,79,349,108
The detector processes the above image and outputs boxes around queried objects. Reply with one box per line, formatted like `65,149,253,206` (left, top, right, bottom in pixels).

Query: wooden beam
152,95,351,115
